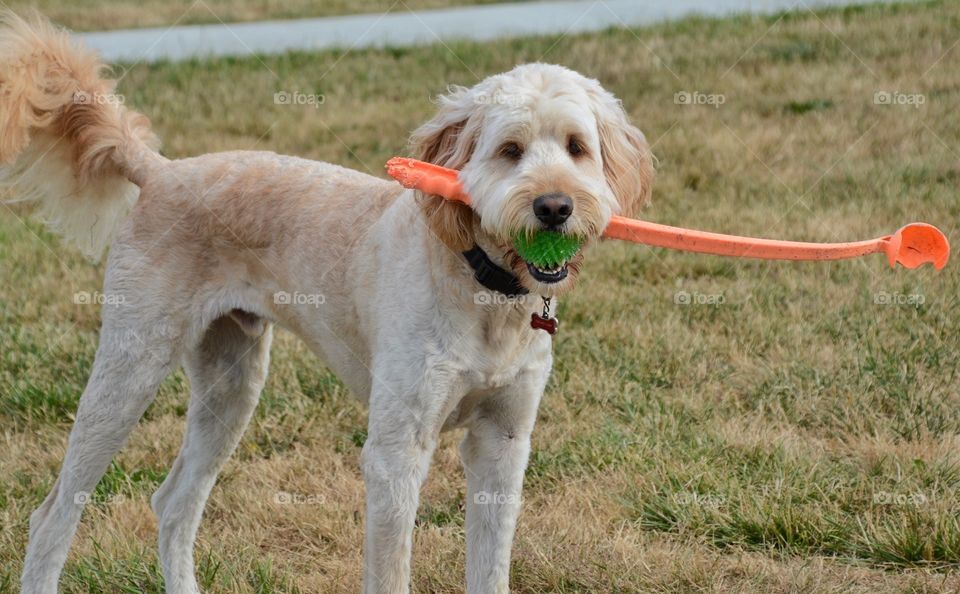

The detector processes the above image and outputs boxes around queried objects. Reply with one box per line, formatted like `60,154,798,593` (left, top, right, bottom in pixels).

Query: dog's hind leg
152,314,272,594
20,314,182,594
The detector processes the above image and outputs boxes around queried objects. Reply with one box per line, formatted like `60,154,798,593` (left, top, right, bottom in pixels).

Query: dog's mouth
525,260,569,283
510,230,584,285
507,246,585,292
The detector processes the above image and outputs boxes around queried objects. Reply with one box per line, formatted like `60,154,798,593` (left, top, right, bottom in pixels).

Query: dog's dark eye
499,142,524,160
568,136,585,157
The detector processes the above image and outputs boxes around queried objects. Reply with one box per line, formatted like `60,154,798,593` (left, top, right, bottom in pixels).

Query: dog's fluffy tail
0,10,162,260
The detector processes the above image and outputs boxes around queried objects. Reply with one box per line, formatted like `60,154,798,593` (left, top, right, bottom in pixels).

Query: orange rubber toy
386,157,949,271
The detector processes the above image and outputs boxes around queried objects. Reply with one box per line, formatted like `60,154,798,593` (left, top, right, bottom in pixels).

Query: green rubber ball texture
513,231,583,268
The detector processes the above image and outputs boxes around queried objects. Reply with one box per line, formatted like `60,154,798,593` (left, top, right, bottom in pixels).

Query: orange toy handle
386,157,470,204
605,217,949,269
385,157,949,270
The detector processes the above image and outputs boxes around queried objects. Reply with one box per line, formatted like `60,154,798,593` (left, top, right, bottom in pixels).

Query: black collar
462,245,529,297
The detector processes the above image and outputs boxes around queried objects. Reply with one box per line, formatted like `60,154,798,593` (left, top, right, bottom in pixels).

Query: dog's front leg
460,366,550,594
360,366,459,594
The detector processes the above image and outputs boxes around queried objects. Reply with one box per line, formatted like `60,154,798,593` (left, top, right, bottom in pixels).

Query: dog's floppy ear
410,86,481,251
590,87,655,218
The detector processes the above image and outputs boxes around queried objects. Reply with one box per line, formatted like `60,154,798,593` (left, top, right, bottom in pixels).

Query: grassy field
6,0,516,32
2,1,959,592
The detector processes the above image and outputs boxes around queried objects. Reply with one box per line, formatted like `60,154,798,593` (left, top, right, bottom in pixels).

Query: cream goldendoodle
3,12,654,594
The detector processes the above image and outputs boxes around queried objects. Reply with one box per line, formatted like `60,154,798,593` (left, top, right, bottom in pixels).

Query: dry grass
6,0,514,32
2,1,959,592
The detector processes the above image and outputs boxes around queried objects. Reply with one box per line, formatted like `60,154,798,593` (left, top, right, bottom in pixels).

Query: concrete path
78,0,884,63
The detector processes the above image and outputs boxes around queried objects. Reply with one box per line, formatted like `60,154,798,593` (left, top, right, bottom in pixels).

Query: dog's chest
440,322,550,431
458,306,552,388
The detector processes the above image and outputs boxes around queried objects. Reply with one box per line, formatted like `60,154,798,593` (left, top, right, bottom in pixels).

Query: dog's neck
423,220,541,305
403,197,556,337
461,244,528,297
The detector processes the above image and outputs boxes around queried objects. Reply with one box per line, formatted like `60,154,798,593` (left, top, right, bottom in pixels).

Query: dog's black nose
533,193,573,227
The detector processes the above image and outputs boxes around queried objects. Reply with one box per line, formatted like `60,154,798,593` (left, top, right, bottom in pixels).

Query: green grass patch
2,0,960,589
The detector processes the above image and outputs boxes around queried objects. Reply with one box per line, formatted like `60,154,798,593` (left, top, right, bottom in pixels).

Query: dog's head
411,63,654,296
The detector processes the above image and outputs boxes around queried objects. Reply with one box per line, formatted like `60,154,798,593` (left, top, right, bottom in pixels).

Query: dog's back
0,12,404,266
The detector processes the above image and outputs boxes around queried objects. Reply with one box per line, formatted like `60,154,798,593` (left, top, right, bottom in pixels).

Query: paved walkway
78,0,883,63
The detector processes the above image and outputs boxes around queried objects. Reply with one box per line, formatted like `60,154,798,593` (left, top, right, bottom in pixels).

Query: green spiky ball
513,231,583,268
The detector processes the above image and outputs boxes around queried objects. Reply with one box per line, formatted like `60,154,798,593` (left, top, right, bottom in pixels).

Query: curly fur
0,10,160,259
